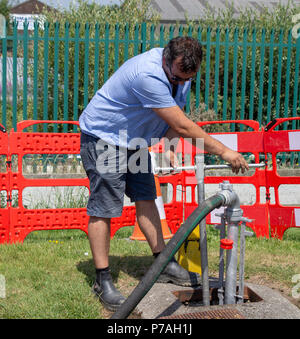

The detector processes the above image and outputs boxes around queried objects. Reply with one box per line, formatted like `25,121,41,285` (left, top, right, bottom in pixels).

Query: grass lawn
0,226,299,319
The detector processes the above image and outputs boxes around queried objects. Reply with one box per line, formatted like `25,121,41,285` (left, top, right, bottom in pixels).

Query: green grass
0,226,299,318
0,227,151,319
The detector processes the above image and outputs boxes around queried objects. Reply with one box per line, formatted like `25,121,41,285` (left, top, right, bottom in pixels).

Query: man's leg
135,200,165,254
88,216,125,311
135,199,202,287
80,134,127,311
88,216,111,269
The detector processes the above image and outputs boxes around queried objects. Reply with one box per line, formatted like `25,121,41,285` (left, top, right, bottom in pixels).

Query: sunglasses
167,64,195,82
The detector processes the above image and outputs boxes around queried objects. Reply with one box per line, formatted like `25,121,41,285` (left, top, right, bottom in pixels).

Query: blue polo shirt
79,48,191,149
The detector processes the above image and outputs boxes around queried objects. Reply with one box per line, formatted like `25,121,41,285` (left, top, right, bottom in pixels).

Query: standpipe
155,160,263,306
111,179,246,319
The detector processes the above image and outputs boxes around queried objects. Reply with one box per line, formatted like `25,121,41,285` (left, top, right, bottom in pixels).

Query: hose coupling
217,180,243,222
217,181,235,206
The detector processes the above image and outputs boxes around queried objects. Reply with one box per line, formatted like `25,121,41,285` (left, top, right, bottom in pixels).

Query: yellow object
177,225,202,274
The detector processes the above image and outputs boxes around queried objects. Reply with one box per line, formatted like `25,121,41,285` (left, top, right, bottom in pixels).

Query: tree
0,0,11,21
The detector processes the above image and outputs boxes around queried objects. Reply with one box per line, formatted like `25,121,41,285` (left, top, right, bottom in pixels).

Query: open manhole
172,285,263,306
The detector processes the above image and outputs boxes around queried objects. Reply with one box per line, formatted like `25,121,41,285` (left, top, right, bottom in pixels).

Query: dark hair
163,36,203,73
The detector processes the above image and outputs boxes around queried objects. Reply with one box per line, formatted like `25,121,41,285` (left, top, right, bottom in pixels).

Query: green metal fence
0,21,300,132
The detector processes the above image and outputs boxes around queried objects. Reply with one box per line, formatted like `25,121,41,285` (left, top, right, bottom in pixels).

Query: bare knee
89,216,110,225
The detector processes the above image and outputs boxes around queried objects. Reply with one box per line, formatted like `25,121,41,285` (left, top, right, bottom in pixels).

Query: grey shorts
80,132,156,218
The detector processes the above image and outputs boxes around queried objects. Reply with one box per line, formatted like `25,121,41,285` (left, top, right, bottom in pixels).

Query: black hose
110,194,225,319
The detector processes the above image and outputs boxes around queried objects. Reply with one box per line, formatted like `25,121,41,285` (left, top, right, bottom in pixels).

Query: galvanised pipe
218,215,226,305
224,221,240,304
195,154,210,306
237,221,246,304
154,162,265,174
220,181,244,305
237,219,252,304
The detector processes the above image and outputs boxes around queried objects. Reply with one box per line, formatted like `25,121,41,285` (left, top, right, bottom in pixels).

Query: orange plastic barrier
263,118,300,239
176,120,269,238
0,124,10,243
1,119,299,243
7,121,89,243
4,121,136,243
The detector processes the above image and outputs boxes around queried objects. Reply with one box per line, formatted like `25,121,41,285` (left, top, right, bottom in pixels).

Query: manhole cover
159,308,245,319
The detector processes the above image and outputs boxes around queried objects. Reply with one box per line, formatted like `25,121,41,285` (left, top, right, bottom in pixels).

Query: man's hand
153,108,249,174
220,149,249,174
164,148,179,173
162,127,180,173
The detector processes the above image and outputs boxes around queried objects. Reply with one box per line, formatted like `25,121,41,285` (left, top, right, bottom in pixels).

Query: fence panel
1,21,299,133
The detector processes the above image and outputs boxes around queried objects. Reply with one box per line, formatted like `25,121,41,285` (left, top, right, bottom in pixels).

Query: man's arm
153,106,249,174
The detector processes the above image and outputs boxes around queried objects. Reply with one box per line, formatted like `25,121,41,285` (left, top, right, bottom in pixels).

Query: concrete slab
136,281,300,319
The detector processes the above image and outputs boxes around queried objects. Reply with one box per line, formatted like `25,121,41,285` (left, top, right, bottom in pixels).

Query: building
10,0,53,14
9,0,119,29
149,0,300,24
9,0,55,30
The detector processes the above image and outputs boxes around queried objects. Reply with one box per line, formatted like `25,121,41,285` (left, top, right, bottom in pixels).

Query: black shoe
92,270,125,311
157,257,202,287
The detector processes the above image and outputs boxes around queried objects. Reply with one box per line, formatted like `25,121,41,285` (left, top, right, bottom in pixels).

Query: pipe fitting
217,189,233,206
220,238,234,250
217,181,243,222
217,181,237,208
219,180,233,192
